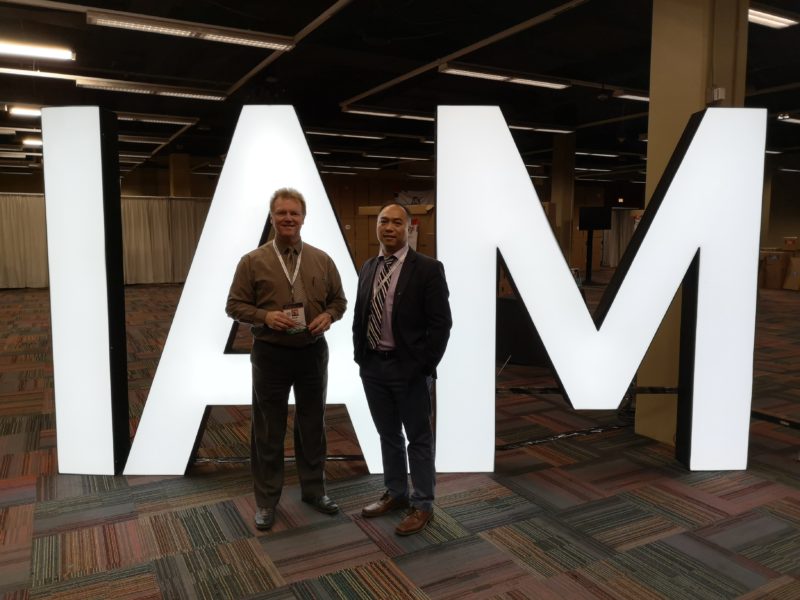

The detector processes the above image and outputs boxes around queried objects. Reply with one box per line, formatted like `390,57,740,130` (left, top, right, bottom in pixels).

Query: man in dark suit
353,203,452,536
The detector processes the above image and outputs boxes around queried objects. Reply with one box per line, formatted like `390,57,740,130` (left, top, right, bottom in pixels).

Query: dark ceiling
1,0,799,183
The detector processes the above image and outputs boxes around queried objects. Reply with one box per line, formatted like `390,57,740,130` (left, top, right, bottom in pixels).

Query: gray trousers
360,351,435,511
251,338,328,508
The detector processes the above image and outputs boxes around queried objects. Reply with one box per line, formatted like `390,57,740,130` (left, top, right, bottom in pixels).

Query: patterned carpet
0,281,798,599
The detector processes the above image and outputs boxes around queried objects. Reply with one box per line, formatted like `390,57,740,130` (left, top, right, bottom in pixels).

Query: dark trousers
251,338,328,508
360,352,435,511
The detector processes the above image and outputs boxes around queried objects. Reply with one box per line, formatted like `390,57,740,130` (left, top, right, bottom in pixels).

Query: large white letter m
436,107,765,472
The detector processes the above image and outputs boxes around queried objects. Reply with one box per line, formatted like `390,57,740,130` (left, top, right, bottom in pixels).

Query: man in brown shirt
226,187,346,530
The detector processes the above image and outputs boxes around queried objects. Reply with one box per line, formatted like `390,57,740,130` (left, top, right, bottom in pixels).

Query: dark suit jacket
353,248,452,377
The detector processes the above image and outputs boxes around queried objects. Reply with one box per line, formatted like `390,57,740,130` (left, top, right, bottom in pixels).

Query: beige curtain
121,197,173,284
170,198,210,281
1,195,211,288
0,193,49,288
602,209,637,268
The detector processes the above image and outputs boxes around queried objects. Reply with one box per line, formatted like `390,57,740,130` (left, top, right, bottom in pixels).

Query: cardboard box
783,257,800,291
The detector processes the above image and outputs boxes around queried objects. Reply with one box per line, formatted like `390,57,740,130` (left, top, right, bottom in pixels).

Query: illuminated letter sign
436,106,765,471
42,105,765,475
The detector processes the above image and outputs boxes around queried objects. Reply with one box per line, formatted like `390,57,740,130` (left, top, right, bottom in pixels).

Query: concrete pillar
635,0,749,445
169,153,192,197
551,132,576,260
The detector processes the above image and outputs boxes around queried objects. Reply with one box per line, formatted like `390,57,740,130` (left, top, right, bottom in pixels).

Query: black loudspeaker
578,206,612,231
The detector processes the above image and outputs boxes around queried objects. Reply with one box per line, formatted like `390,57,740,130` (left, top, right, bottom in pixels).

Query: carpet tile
261,519,386,584
480,515,613,577
1,278,799,598
395,535,541,599
290,560,427,600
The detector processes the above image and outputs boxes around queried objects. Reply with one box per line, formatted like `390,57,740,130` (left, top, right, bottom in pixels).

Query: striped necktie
367,256,397,349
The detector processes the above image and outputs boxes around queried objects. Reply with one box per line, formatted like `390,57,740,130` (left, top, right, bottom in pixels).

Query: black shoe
254,507,275,530
302,495,339,515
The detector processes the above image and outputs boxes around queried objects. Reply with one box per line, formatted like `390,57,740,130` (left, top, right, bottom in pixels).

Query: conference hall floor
0,277,798,599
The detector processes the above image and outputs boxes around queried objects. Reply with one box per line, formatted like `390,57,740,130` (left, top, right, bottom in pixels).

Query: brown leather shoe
362,492,410,518
395,508,433,536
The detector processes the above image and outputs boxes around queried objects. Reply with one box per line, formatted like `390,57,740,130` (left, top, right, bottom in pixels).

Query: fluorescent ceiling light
613,90,649,102
312,151,331,155
9,106,42,117
533,127,574,134
0,151,27,158
575,167,612,172
408,174,434,178
440,66,507,81
421,139,435,144
319,170,357,175
748,8,798,28
398,114,435,122
192,171,220,176
581,178,612,182
116,112,196,126
119,157,144,164
22,137,43,146
508,125,534,131
0,40,74,61
86,11,294,50
631,180,646,184
576,151,619,158
118,135,169,144
344,107,435,122
779,168,800,173
440,63,569,90
306,130,385,140
76,79,225,101
346,109,398,118
765,150,782,154
365,154,429,161
119,152,150,158
777,114,800,125
507,77,569,90
530,175,549,179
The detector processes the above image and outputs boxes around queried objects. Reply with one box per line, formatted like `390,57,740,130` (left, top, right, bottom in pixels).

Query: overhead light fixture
319,170,357,176
192,171,220,176
118,135,170,144
581,178,613,182
312,151,331,155
0,40,75,61
748,8,798,28
0,170,33,176
533,127,574,134
364,154,429,161
86,11,295,50
575,167,612,172
408,174,434,178
119,151,150,159
116,111,196,126
344,106,435,123
8,106,42,118
631,180,646,184
530,175,550,179
421,139,435,144
22,137,43,147
576,151,619,158
779,168,800,173
765,149,782,154
525,163,542,168
0,151,28,158
321,163,380,171
76,78,226,101
777,113,800,125
306,130,385,140
439,63,570,90
613,90,649,102
509,124,573,134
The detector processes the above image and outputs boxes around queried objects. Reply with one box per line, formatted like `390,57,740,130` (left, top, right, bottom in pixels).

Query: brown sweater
226,239,347,347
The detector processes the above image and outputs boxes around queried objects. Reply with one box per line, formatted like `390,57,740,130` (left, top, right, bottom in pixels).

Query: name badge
283,302,307,334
